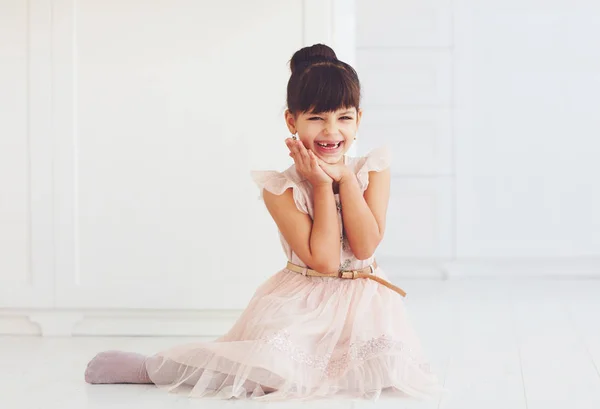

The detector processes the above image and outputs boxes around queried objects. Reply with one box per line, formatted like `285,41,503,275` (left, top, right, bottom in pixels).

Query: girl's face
285,107,362,164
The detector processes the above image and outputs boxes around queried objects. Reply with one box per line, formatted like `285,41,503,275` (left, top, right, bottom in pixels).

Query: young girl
84,44,447,402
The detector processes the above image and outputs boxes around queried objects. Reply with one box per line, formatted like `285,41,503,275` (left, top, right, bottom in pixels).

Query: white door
52,0,306,310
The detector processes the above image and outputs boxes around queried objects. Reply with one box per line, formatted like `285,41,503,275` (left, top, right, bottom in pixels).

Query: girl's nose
324,122,338,136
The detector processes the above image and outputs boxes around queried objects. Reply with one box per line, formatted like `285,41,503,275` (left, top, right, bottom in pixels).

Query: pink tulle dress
144,146,447,401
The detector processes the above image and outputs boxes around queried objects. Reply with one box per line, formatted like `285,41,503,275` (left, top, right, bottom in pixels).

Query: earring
291,133,297,140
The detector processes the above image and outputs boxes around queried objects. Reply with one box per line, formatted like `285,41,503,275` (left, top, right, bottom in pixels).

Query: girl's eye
308,117,323,121
340,116,353,120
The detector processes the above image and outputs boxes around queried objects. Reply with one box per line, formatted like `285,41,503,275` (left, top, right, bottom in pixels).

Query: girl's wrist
312,180,333,189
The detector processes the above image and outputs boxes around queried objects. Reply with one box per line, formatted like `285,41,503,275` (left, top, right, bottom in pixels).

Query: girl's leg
84,351,152,384
85,351,278,395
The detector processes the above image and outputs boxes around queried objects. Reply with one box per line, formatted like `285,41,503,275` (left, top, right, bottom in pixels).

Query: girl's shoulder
250,164,306,190
347,145,392,192
347,145,391,169
250,165,310,214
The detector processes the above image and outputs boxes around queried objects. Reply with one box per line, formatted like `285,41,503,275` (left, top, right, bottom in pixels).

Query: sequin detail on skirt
259,330,430,378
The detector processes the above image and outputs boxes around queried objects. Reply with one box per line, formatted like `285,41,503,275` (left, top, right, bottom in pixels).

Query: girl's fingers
308,150,320,169
288,140,298,154
286,138,299,156
296,141,309,167
296,139,306,152
288,142,299,162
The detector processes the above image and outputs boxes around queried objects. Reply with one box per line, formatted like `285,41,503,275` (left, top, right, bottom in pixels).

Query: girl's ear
284,109,297,134
356,108,363,128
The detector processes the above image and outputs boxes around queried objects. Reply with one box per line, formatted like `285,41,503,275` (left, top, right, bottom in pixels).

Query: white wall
2,0,600,336
356,0,600,277
0,0,354,336
453,0,600,260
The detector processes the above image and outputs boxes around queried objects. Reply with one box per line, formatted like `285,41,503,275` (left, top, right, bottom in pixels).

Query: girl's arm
338,169,391,260
263,183,341,274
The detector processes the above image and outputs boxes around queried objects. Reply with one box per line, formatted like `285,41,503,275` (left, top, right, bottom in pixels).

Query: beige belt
285,260,407,297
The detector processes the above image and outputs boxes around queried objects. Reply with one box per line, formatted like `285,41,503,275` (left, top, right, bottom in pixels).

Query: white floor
1,278,600,409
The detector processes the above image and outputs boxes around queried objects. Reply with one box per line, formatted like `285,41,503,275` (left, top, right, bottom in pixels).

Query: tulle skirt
145,266,447,401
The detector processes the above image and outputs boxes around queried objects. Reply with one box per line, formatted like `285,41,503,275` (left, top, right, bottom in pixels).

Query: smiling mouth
315,141,343,150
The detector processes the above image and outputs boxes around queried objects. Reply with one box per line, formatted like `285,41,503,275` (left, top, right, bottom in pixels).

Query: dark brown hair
287,44,361,116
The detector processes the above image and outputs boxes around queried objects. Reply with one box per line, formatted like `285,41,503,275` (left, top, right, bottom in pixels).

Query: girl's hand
314,157,352,184
286,138,333,186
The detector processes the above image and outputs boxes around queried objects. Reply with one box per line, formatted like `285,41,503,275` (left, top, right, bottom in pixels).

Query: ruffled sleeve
356,146,391,192
250,170,309,214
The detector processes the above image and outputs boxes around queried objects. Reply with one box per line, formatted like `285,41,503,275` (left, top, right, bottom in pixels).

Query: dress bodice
251,146,391,271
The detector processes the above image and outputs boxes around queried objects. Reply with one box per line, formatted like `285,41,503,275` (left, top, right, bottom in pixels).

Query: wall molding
0,0,55,310
0,310,241,337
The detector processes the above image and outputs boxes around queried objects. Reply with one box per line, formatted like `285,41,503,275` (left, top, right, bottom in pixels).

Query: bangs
288,63,360,115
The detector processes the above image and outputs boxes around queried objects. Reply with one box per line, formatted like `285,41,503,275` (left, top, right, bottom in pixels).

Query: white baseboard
0,310,242,337
2,257,599,337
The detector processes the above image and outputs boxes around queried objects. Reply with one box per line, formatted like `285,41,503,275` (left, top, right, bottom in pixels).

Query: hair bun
290,44,338,74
